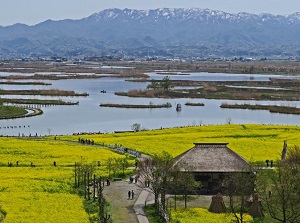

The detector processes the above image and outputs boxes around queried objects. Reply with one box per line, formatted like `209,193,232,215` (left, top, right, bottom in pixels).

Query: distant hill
1,8,300,58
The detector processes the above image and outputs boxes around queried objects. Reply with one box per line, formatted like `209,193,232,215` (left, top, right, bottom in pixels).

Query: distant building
173,142,251,194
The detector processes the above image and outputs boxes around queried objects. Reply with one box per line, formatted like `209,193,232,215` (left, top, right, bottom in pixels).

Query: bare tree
47,128,52,135
223,171,255,223
96,176,111,223
258,145,300,223
226,117,232,124
137,151,174,218
138,156,161,207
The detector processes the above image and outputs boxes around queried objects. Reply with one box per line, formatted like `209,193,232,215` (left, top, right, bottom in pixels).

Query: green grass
0,105,27,118
144,204,165,223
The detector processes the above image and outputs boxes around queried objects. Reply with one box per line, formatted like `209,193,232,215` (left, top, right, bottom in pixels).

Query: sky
1,0,300,26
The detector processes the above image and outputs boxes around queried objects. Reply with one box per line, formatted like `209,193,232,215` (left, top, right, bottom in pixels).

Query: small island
100,102,172,109
0,105,43,119
185,102,205,106
0,81,51,85
0,89,89,97
220,103,300,115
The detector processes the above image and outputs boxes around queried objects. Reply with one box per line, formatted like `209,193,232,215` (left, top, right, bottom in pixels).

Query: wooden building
173,142,251,194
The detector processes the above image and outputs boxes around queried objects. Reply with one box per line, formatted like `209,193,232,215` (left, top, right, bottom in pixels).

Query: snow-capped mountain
1,8,300,57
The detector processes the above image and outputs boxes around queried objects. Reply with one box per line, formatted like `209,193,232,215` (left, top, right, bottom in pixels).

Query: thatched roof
174,143,250,173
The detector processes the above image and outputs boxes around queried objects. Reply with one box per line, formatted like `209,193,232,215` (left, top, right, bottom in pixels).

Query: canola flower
0,137,132,223
61,124,300,162
171,208,252,223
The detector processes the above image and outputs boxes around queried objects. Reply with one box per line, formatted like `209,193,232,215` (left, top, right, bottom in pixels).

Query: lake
0,72,299,136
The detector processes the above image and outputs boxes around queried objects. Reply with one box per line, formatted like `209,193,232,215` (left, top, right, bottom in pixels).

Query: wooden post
93,174,96,201
169,200,172,222
77,163,80,187
87,172,90,200
84,171,87,199
74,162,77,188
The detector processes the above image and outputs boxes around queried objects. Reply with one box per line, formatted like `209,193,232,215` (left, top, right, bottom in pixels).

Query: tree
131,123,141,132
172,161,200,209
226,117,232,124
258,145,300,223
147,79,160,90
160,76,172,91
154,152,174,215
223,171,255,223
286,145,300,164
137,151,174,219
117,156,129,176
138,156,160,207
47,128,52,135
106,158,113,178
96,176,111,223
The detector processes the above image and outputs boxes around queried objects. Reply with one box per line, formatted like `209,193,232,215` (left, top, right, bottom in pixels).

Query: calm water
0,72,299,136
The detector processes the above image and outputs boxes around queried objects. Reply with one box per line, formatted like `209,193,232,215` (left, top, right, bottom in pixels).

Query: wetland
0,60,299,136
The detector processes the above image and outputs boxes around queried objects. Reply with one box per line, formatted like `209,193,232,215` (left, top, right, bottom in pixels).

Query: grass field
61,124,300,163
0,137,134,223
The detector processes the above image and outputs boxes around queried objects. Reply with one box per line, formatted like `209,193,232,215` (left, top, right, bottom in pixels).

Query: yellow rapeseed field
1,124,299,222
0,137,131,223
171,208,252,223
61,124,300,162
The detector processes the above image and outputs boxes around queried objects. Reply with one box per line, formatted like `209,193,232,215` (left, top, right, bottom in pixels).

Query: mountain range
1,8,300,58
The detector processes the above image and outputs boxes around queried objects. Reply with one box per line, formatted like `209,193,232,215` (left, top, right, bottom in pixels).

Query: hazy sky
1,0,300,26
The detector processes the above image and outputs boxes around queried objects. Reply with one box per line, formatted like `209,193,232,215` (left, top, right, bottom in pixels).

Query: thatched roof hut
173,142,251,194
174,142,250,173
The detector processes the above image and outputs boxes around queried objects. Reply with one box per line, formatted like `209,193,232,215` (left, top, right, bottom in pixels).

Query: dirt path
103,178,142,223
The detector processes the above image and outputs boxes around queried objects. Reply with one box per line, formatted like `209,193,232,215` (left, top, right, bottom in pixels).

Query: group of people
78,137,94,145
129,175,139,184
107,144,141,158
7,161,57,168
7,161,15,167
128,190,135,200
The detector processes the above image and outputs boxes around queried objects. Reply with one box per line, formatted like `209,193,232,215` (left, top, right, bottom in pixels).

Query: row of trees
74,158,131,223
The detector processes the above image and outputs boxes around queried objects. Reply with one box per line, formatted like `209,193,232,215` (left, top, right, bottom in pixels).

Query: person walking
128,190,131,200
131,190,134,200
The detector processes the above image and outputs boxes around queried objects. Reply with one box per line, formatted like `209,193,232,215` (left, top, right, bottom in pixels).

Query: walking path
63,140,153,223
133,188,154,223
103,176,154,223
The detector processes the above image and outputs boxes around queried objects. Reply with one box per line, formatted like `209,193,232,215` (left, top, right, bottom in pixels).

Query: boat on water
176,103,182,111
